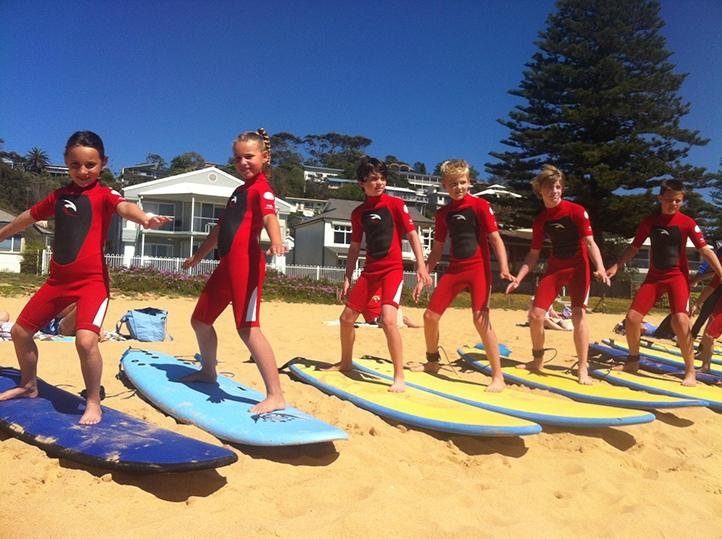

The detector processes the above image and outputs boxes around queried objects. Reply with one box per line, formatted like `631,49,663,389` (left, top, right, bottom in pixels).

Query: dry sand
0,295,720,538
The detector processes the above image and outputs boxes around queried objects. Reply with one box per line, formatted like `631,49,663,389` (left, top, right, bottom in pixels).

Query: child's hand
266,243,287,256
606,264,618,279
594,270,611,286
412,280,427,303
499,269,514,281
505,279,519,295
338,278,351,302
144,214,172,229
182,255,198,269
417,268,432,286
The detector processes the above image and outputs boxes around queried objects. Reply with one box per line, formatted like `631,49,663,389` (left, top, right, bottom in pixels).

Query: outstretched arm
0,210,36,242
116,201,172,229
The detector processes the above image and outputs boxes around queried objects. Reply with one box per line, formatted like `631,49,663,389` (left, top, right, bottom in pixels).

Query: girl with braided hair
181,128,286,413
506,164,610,384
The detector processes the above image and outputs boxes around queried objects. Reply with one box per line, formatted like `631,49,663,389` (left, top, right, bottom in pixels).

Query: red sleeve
631,217,652,249
434,207,448,243
105,186,125,214
477,198,499,235
573,203,593,237
351,206,363,243
30,190,59,221
258,185,278,218
686,215,707,249
531,214,545,250
394,198,416,235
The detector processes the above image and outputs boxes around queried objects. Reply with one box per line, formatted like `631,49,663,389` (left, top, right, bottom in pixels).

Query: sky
1,0,721,178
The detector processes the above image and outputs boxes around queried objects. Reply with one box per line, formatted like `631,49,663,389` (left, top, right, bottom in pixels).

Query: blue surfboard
589,342,722,385
0,367,237,472
120,348,348,446
602,338,722,376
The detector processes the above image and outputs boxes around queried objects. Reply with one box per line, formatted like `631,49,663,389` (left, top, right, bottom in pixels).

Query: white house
118,166,293,261
0,209,25,272
292,198,434,268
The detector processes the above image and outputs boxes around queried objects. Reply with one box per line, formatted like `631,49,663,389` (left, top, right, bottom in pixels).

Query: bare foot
321,362,352,372
577,373,593,385
517,360,543,373
0,383,38,400
612,360,639,374
249,395,286,414
79,401,103,425
696,362,711,373
179,370,217,383
388,378,406,393
486,377,506,393
422,362,441,374
681,372,697,387
577,366,593,385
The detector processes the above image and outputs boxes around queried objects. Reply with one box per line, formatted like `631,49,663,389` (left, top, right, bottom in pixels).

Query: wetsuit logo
62,200,78,216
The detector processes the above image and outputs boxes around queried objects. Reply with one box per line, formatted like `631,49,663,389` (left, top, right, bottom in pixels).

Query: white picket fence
40,250,437,289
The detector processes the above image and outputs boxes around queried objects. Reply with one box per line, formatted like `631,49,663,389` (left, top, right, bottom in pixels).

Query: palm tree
25,147,49,174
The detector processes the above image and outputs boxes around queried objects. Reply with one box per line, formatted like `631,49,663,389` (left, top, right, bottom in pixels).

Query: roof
123,166,242,197
0,208,16,222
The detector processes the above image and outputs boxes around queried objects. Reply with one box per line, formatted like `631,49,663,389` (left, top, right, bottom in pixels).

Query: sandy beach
0,295,720,538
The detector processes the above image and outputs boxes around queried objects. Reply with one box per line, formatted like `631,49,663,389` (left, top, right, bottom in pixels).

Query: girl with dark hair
0,131,170,424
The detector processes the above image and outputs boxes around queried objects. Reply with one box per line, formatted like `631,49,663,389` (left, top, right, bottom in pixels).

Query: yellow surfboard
590,366,722,410
286,357,540,437
353,355,654,427
459,346,704,410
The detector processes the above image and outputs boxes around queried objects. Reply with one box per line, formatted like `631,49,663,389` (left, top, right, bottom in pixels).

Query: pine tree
486,0,709,238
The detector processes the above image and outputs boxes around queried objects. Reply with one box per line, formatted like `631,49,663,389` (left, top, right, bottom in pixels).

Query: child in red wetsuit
413,159,512,392
181,129,286,414
0,131,170,424
506,164,609,384
691,265,722,377
607,179,722,386
326,157,431,392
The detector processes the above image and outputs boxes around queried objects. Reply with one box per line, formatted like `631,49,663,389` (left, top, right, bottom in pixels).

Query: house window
0,233,21,252
195,202,224,233
144,243,172,257
419,228,433,252
333,224,352,245
142,201,176,231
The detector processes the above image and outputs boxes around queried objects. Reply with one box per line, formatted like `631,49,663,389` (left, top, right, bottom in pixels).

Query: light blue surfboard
120,348,348,446
287,357,541,437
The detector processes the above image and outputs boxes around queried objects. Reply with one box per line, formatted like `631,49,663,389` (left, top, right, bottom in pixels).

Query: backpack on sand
116,307,172,342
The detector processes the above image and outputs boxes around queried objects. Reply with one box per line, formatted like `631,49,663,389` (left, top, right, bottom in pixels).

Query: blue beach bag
116,307,172,342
